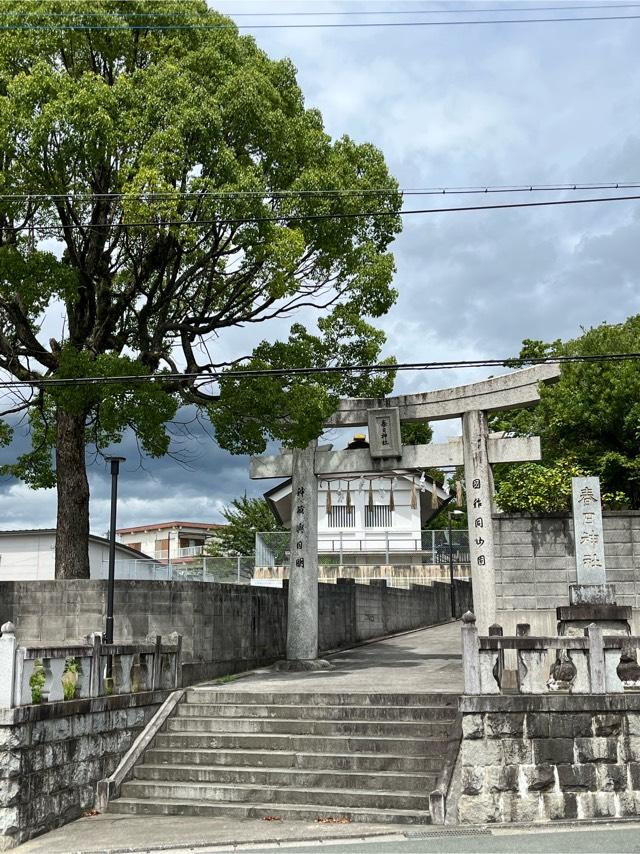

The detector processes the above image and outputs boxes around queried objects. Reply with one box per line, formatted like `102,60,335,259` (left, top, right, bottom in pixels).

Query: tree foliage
400,420,433,446
0,1,402,574
208,496,284,557
492,317,640,511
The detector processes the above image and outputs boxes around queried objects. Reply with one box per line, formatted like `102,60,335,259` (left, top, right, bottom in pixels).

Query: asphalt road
151,823,640,854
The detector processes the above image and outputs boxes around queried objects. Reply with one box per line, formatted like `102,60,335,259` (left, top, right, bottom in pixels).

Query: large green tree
492,317,640,511
207,496,284,557
0,1,402,577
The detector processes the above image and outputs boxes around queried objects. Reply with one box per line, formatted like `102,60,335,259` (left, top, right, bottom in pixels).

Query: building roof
0,529,153,560
116,521,225,535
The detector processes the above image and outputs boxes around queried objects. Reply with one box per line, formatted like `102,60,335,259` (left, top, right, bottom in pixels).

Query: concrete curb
96,689,185,811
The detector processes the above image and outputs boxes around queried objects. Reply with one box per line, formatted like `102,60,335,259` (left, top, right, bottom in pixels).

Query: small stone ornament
616,644,640,690
546,649,577,692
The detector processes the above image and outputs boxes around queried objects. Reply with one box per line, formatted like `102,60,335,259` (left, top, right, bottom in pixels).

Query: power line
1,182,640,202
5,193,640,233
1,353,639,391
11,3,640,14
3,13,640,29
208,4,640,14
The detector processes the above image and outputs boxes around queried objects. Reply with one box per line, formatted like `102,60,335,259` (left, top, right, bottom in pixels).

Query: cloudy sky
1,1,639,534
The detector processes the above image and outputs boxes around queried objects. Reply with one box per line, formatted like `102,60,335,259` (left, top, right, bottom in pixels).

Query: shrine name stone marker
557,475,631,633
572,476,606,587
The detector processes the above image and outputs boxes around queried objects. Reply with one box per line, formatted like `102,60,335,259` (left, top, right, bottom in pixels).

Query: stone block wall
494,512,640,633
0,691,165,850
1,578,471,685
458,694,640,824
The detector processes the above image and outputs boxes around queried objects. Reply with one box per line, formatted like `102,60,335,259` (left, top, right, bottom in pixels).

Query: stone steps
133,763,439,791
177,703,458,721
152,731,448,756
107,797,432,825
166,716,452,738
144,747,445,772
184,690,458,707
108,690,461,825
119,779,430,811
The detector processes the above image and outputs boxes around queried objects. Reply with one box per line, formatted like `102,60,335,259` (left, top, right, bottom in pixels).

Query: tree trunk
55,409,91,579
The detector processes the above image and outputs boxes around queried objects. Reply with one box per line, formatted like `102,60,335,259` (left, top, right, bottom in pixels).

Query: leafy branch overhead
0,1,403,576
492,317,640,511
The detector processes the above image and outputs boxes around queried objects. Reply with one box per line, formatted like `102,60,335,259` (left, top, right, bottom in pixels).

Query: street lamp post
105,456,126,647
448,508,465,618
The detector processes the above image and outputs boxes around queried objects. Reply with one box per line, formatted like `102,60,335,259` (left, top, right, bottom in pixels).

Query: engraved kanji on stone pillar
462,410,496,633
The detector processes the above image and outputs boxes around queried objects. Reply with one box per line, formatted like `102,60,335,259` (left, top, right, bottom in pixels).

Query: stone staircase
108,689,460,824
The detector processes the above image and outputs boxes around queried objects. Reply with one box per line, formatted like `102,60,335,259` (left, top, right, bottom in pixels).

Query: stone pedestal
557,604,631,637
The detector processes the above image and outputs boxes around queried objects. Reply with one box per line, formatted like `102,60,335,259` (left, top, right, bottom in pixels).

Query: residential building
0,530,152,581
116,521,225,563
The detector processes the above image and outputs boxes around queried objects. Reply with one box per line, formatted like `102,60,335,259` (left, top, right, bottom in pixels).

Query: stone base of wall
0,692,166,850
254,564,471,588
458,694,640,824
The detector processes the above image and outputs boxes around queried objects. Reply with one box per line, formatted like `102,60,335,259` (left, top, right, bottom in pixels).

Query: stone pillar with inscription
462,410,496,634
557,476,631,635
279,439,331,670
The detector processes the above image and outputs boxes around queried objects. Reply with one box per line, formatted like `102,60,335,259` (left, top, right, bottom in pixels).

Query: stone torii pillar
462,410,496,630
285,440,324,668
252,364,560,649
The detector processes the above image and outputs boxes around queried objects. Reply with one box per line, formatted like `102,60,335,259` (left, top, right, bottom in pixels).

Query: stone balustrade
0,621,182,708
461,611,640,695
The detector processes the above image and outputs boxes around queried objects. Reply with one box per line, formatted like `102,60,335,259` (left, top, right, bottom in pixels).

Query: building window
364,504,392,528
327,506,355,528
128,542,142,552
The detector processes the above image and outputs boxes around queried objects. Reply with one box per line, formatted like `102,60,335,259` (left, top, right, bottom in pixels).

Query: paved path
203,620,463,695
15,622,463,854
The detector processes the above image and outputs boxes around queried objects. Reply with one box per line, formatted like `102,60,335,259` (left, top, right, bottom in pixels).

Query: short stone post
587,623,606,693
488,623,504,691
152,635,162,689
0,622,17,708
462,409,496,633
461,611,481,694
89,634,102,697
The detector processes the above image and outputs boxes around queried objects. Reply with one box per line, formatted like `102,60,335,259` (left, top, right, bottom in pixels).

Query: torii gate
250,363,560,667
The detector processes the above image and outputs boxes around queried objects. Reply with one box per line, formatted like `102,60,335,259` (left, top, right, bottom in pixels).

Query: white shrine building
259,434,451,566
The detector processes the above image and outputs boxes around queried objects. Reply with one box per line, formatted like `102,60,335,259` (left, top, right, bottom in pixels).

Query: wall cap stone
0,689,171,726
460,694,640,714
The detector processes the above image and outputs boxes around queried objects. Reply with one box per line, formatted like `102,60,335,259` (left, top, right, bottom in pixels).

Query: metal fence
255,529,470,567
98,555,254,584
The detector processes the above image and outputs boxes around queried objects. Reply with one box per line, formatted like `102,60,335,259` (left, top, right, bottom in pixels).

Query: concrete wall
495,512,640,634
458,694,640,824
0,579,472,685
0,691,165,850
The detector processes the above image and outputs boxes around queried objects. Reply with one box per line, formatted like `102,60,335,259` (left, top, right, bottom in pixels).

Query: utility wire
11,3,640,13
3,14,640,29
5,193,640,233
1,182,640,202
1,353,639,391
